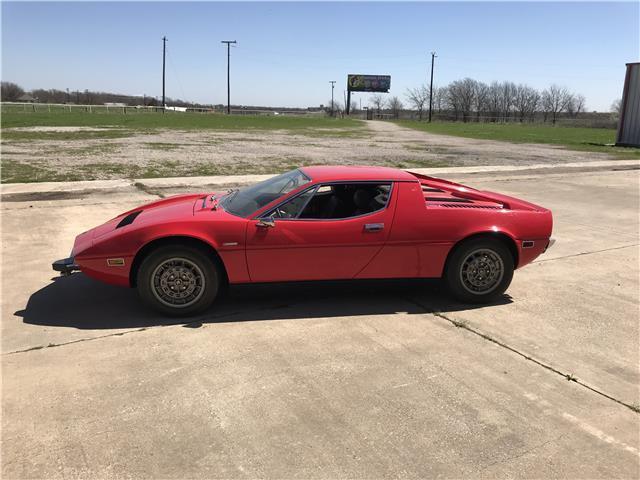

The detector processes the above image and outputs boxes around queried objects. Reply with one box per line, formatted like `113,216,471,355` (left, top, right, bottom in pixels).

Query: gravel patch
1,121,621,182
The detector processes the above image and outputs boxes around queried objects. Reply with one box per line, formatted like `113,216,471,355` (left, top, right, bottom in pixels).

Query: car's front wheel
444,238,514,303
137,245,221,316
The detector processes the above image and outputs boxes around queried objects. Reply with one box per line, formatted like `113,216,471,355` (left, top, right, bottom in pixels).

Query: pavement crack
405,296,640,415
3,298,324,356
3,327,152,355
478,433,566,472
534,243,639,264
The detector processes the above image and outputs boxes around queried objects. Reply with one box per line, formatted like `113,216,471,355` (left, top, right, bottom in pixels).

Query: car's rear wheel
137,245,220,316
445,238,514,303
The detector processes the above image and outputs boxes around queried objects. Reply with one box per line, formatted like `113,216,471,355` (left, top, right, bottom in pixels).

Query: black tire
444,238,514,304
137,245,221,317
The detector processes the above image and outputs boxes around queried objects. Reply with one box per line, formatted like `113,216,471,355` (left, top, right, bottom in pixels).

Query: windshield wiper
220,188,239,209
226,188,239,200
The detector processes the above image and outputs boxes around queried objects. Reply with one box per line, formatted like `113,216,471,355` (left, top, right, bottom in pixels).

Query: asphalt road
2,166,639,478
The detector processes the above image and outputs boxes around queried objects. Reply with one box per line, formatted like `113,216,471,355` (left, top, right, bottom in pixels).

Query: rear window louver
116,210,142,229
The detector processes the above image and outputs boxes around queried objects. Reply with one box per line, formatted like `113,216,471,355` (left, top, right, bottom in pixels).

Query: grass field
1,111,365,134
2,110,638,184
0,111,424,183
395,121,640,159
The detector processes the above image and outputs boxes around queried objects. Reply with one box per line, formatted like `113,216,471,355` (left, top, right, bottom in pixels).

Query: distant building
17,93,36,102
616,62,640,147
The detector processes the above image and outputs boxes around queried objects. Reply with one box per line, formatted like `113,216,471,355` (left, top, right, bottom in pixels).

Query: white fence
1,102,327,118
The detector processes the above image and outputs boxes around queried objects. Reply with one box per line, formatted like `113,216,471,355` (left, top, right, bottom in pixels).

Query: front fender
74,218,250,287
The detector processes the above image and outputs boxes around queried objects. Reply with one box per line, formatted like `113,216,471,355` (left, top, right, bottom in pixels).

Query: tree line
402,79,586,124
0,81,205,108
2,79,605,124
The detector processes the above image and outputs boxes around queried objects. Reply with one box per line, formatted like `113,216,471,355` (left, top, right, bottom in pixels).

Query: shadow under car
16,273,512,330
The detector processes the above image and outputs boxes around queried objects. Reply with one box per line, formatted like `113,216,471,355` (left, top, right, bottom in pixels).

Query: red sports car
53,166,554,316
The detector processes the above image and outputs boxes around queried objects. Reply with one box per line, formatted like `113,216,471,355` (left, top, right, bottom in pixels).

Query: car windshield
221,169,310,218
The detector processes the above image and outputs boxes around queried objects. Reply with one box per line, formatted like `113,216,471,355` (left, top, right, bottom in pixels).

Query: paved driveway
2,167,638,478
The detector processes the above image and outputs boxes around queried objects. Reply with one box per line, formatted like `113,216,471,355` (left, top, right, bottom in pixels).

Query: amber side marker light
107,258,126,267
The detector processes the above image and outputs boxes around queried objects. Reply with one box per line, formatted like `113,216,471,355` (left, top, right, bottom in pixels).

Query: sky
2,1,639,111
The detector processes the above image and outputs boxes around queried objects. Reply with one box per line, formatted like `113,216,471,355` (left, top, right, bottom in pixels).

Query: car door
245,182,396,282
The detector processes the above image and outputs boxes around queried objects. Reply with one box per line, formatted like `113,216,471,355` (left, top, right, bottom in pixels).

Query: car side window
268,187,316,219
299,183,391,220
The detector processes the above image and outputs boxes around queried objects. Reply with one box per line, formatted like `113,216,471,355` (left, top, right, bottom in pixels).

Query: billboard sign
347,74,391,92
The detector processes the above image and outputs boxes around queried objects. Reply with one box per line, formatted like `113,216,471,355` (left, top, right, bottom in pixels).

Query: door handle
364,223,384,232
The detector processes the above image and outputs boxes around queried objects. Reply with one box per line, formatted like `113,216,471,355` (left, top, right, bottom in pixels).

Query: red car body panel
69,166,553,288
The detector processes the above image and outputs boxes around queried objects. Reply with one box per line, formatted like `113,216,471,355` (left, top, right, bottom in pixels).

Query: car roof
300,166,417,183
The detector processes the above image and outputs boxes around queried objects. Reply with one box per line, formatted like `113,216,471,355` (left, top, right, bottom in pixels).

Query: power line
221,40,237,114
166,47,187,103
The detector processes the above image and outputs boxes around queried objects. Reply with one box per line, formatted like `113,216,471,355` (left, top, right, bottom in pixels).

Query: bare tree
448,78,476,122
432,86,447,114
566,94,586,118
542,84,572,124
574,94,586,116
540,91,552,123
32,88,62,103
515,84,540,122
325,100,344,116
405,85,429,120
83,89,94,105
1,81,25,101
564,94,576,117
370,94,385,114
610,98,622,123
474,81,489,121
387,96,404,118
404,77,588,124
487,81,502,122
500,81,516,120
611,98,622,115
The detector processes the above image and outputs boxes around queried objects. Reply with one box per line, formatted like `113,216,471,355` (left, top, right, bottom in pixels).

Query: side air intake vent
439,204,502,210
426,197,472,203
116,210,142,229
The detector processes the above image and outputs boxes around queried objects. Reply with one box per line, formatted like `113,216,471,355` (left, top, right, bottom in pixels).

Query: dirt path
1,121,619,182
364,120,614,165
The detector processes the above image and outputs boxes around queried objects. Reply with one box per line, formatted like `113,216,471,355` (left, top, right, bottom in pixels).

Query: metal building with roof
616,62,640,147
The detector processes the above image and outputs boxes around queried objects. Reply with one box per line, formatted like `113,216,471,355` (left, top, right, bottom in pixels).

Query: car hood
71,193,233,258
89,193,208,241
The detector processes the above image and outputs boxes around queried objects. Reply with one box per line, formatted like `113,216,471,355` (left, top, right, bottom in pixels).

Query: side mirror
256,217,275,228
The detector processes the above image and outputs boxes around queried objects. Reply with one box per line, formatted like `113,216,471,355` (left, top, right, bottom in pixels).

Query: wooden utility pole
428,51,437,122
162,36,167,112
329,81,336,117
221,40,237,114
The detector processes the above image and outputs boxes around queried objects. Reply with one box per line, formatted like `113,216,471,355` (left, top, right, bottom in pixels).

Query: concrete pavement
1,159,638,199
1,165,639,478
